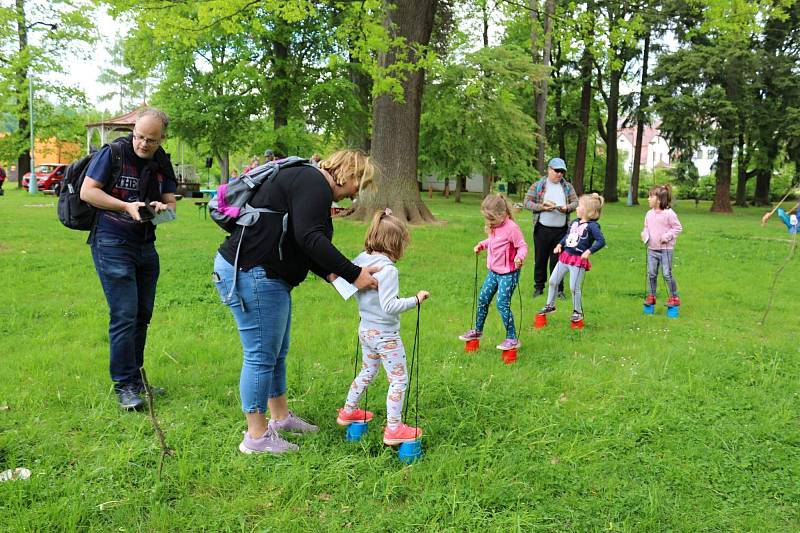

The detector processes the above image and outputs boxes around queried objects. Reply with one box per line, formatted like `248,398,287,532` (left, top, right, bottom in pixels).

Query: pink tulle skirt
559,251,591,271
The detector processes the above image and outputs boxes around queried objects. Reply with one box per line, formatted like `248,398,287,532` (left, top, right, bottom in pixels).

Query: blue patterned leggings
475,270,520,339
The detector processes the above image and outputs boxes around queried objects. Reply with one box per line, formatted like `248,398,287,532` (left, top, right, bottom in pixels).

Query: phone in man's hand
138,205,155,222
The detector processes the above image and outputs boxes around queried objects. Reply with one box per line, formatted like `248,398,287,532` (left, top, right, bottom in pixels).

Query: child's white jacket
352,252,417,331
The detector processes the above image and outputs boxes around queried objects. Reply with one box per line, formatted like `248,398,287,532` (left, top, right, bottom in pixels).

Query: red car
21,163,67,190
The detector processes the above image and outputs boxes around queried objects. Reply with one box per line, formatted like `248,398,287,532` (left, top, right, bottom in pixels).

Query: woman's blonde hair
319,149,375,191
364,209,410,262
579,193,604,220
480,194,513,231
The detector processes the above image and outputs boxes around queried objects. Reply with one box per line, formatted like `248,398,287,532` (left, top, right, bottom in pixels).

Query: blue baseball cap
548,157,567,172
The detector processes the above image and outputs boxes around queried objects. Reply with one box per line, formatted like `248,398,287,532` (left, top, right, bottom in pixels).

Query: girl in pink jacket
641,184,683,307
459,194,528,350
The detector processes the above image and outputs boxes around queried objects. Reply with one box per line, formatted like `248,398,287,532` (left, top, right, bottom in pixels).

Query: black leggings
533,222,567,292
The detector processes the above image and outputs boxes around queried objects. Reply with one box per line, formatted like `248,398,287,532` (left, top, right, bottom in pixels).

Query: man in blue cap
523,157,578,298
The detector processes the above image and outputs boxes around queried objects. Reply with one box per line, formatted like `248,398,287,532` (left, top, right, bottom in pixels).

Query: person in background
523,157,578,299
641,184,683,307
0,164,6,195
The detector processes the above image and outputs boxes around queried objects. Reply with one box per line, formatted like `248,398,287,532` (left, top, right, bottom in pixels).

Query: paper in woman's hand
332,276,358,300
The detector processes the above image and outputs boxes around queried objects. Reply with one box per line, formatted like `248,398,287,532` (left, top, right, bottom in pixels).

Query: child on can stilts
336,209,429,445
539,193,606,322
641,184,683,307
459,194,528,350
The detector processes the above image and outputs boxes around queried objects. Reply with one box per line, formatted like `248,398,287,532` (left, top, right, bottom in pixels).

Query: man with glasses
523,157,579,299
80,107,177,410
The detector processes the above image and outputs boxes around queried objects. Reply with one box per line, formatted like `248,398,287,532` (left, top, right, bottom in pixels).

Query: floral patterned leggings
343,329,408,429
476,269,520,340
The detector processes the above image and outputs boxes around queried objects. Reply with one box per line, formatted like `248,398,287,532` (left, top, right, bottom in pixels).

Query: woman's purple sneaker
269,411,319,435
239,428,299,455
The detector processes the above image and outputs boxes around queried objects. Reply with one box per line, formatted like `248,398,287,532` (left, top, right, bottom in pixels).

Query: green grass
1,187,798,531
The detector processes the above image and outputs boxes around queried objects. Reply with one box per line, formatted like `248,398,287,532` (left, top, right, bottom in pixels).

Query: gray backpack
209,157,311,306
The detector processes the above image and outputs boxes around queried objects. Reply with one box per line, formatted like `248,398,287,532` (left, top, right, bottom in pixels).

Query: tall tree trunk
573,41,593,195
215,151,229,184
603,67,621,202
734,130,748,207
351,0,437,224
455,174,463,203
534,0,555,173
711,131,735,213
347,53,372,152
272,37,289,131
553,43,565,159
630,31,650,206
482,0,489,48
754,169,772,206
15,0,30,187
753,142,778,206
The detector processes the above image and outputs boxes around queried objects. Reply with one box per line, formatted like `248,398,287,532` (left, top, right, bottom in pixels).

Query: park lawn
0,187,798,532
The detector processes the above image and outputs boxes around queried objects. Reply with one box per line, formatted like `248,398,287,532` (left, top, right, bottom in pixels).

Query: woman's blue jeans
213,253,291,413
91,236,159,388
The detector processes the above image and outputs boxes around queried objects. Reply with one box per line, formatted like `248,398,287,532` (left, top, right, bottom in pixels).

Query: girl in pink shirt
641,184,683,307
459,195,528,350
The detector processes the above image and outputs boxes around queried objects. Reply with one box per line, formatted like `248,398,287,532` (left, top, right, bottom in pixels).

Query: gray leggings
647,249,678,297
546,262,587,313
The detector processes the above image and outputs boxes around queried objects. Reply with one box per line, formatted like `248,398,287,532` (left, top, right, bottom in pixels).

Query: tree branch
139,367,174,479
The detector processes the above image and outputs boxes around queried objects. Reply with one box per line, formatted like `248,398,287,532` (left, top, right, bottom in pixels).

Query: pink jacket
641,208,683,250
477,218,528,274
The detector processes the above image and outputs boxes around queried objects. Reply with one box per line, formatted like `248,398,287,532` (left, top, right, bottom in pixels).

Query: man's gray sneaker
116,384,145,411
269,411,319,435
239,428,299,455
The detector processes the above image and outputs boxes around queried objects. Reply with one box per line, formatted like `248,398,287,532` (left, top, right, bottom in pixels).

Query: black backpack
57,142,122,230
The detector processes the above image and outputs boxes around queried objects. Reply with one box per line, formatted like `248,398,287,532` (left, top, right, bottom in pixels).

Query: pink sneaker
336,408,374,426
496,338,521,351
458,329,482,341
383,423,423,445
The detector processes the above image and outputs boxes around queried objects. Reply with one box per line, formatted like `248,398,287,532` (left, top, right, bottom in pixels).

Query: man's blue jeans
91,236,159,388
213,253,291,413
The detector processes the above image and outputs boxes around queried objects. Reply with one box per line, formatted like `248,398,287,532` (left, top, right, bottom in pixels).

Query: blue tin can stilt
666,305,680,318
643,303,655,315
345,422,368,441
397,440,423,464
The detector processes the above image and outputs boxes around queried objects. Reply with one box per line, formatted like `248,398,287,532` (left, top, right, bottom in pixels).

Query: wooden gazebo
84,105,146,153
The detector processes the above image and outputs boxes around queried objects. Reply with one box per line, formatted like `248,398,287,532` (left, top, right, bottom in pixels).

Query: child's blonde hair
649,184,673,210
480,194,513,232
579,193,604,220
364,209,410,262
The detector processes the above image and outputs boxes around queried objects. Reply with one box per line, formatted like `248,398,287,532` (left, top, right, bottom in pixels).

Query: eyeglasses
132,132,162,146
